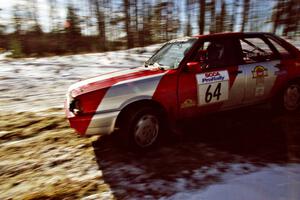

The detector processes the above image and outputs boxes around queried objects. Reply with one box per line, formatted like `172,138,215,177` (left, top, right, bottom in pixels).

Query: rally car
65,32,300,149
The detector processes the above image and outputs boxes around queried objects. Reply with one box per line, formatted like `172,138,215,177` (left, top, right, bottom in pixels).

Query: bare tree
123,0,133,48
283,0,299,37
229,0,238,32
214,0,227,33
12,4,23,35
91,0,106,50
0,8,6,35
198,0,205,35
209,0,216,33
185,0,192,36
28,0,43,34
48,0,57,32
240,0,250,32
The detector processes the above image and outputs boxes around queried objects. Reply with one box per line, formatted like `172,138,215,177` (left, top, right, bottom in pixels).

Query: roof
193,32,275,39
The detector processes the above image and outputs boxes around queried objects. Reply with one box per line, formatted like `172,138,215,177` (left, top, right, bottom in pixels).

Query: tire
273,81,300,113
120,106,164,150
283,82,300,112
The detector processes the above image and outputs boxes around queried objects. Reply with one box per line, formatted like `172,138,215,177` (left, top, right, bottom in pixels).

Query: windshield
146,38,197,69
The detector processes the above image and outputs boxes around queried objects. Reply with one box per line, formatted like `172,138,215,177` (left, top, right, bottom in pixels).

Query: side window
239,37,276,63
195,39,237,68
267,37,291,58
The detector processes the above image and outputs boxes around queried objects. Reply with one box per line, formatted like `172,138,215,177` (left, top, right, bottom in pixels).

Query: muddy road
1,106,299,199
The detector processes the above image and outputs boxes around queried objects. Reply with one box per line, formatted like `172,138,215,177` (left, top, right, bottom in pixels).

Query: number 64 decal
205,82,222,103
196,71,229,106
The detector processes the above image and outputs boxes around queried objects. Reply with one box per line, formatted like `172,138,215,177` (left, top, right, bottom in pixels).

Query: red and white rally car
65,32,300,149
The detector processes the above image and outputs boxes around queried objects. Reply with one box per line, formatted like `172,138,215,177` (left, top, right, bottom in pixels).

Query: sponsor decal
252,66,268,78
181,99,196,109
255,84,265,97
252,66,267,96
200,71,227,84
196,70,229,105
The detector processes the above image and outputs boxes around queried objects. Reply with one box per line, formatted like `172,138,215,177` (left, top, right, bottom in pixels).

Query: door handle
230,70,242,75
275,64,283,69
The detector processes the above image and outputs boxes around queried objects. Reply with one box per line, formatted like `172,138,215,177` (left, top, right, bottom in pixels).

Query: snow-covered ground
166,164,300,200
0,44,160,112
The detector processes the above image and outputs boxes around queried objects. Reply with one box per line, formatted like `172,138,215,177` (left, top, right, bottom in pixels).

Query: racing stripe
96,73,166,111
86,71,166,133
220,65,244,108
70,68,143,97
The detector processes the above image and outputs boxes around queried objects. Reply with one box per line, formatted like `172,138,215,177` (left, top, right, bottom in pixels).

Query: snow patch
165,164,300,200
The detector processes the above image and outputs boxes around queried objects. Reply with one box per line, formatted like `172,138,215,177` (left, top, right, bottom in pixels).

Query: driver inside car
206,42,225,66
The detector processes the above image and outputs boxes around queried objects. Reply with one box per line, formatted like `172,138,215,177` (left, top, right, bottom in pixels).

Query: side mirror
186,62,203,72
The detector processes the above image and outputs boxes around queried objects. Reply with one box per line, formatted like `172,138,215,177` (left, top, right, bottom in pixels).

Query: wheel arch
273,76,300,98
288,77,300,84
115,99,168,130
271,76,300,112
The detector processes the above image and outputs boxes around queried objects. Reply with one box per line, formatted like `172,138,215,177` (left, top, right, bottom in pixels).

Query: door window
239,37,276,63
194,39,239,68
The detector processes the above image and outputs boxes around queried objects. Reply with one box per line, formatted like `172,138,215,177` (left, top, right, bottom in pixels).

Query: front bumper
66,109,119,136
83,111,119,136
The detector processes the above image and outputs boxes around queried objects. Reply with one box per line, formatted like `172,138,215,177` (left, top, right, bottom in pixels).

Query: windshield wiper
145,62,166,70
144,61,149,68
153,62,166,70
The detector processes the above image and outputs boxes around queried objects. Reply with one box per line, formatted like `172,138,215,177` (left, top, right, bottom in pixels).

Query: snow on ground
165,164,300,200
0,44,161,112
0,51,12,60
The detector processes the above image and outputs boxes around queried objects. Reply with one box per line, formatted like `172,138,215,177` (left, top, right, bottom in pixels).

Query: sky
0,0,66,33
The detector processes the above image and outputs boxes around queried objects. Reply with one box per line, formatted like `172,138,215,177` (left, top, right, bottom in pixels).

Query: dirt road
1,106,299,199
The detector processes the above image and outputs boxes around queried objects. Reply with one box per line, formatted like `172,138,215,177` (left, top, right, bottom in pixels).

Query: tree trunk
186,0,192,36
48,0,56,32
199,0,205,35
93,0,106,50
219,0,226,32
229,1,238,32
209,0,216,33
124,0,133,48
240,0,250,32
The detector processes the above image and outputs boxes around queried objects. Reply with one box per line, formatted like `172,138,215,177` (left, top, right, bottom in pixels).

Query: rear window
239,37,276,63
267,37,291,58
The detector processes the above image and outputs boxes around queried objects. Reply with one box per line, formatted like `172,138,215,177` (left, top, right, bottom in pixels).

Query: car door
237,36,281,104
178,38,245,119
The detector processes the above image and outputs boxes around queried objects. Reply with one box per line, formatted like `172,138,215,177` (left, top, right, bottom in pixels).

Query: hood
69,66,165,97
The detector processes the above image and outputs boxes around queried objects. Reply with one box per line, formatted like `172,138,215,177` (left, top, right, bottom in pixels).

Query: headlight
69,99,82,115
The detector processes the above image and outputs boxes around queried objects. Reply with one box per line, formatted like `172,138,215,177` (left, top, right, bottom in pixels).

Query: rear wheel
283,83,300,112
273,81,300,113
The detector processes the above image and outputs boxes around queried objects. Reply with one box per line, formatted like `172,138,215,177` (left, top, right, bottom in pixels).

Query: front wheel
120,106,163,150
133,113,159,148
